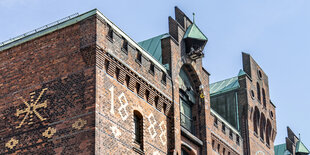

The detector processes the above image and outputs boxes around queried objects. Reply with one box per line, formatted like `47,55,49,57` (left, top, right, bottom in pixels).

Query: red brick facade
0,7,276,155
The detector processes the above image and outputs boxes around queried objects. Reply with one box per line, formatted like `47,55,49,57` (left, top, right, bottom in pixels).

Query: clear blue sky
1,0,309,147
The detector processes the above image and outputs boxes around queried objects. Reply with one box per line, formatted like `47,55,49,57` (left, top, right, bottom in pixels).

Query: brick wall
239,53,277,155
0,16,97,154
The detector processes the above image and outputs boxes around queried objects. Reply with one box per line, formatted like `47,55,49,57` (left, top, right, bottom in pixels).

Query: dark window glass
136,51,142,63
154,96,159,108
105,59,110,72
134,111,143,149
115,67,120,81
122,37,128,51
107,24,113,39
145,89,150,102
125,75,130,87
257,82,261,102
210,91,239,130
181,148,190,155
135,83,140,94
222,122,226,133
262,88,266,107
214,117,218,127
236,135,240,145
161,72,166,85
149,63,155,74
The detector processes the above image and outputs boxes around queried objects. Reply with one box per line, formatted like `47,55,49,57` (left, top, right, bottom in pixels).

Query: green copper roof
296,141,310,154
183,23,208,41
210,76,239,96
275,144,288,155
138,33,169,64
238,69,247,76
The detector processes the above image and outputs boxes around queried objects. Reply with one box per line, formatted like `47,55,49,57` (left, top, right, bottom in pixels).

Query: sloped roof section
210,76,239,96
238,69,247,76
296,141,310,154
138,33,169,64
275,144,288,155
183,23,208,41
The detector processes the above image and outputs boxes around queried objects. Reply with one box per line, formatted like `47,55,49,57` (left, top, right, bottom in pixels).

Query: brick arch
179,64,202,92
181,143,196,155
178,64,202,135
266,119,272,145
253,106,260,135
133,110,143,150
262,88,266,107
259,113,266,141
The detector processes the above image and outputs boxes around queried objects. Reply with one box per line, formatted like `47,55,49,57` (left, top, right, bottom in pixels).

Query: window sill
161,80,166,86
254,132,258,138
106,36,114,43
121,48,128,55
135,59,142,66
148,70,154,76
132,146,144,155
260,137,265,143
214,123,218,128
181,126,203,146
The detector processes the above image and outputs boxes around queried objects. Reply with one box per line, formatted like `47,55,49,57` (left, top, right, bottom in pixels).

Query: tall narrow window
236,135,240,145
179,67,196,134
122,37,128,52
266,120,272,146
222,122,226,133
104,59,110,72
253,107,260,135
154,96,159,109
214,117,218,127
115,67,120,81
260,113,266,141
136,51,142,64
212,140,215,149
107,24,113,39
161,72,167,85
262,88,266,107
134,111,143,149
223,148,226,155
125,75,130,88
229,130,233,139
149,63,155,75
257,82,261,102
145,89,150,102
135,82,140,94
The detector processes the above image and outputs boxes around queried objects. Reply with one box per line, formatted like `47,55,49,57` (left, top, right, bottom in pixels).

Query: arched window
266,119,272,145
134,111,143,149
257,82,261,102
262,88,266,107
179,67,196,134
181,144,194,155
253,107,260,135
181,148,190,155
260,113,266,141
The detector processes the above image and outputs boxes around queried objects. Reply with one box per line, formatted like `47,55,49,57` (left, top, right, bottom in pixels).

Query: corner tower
238,53,277,155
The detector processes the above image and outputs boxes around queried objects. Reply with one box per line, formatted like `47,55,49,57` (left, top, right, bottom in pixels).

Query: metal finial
193,13,195,23
299,133,301,140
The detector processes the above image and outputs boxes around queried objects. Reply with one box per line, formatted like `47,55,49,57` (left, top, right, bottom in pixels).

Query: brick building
274,127,309,155
0,7,277,155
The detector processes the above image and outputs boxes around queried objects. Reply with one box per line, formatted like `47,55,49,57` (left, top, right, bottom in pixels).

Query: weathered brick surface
238,53,277,155
0,16,96,154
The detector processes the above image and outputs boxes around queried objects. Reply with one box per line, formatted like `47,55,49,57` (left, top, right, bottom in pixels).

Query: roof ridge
210,76,238,86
